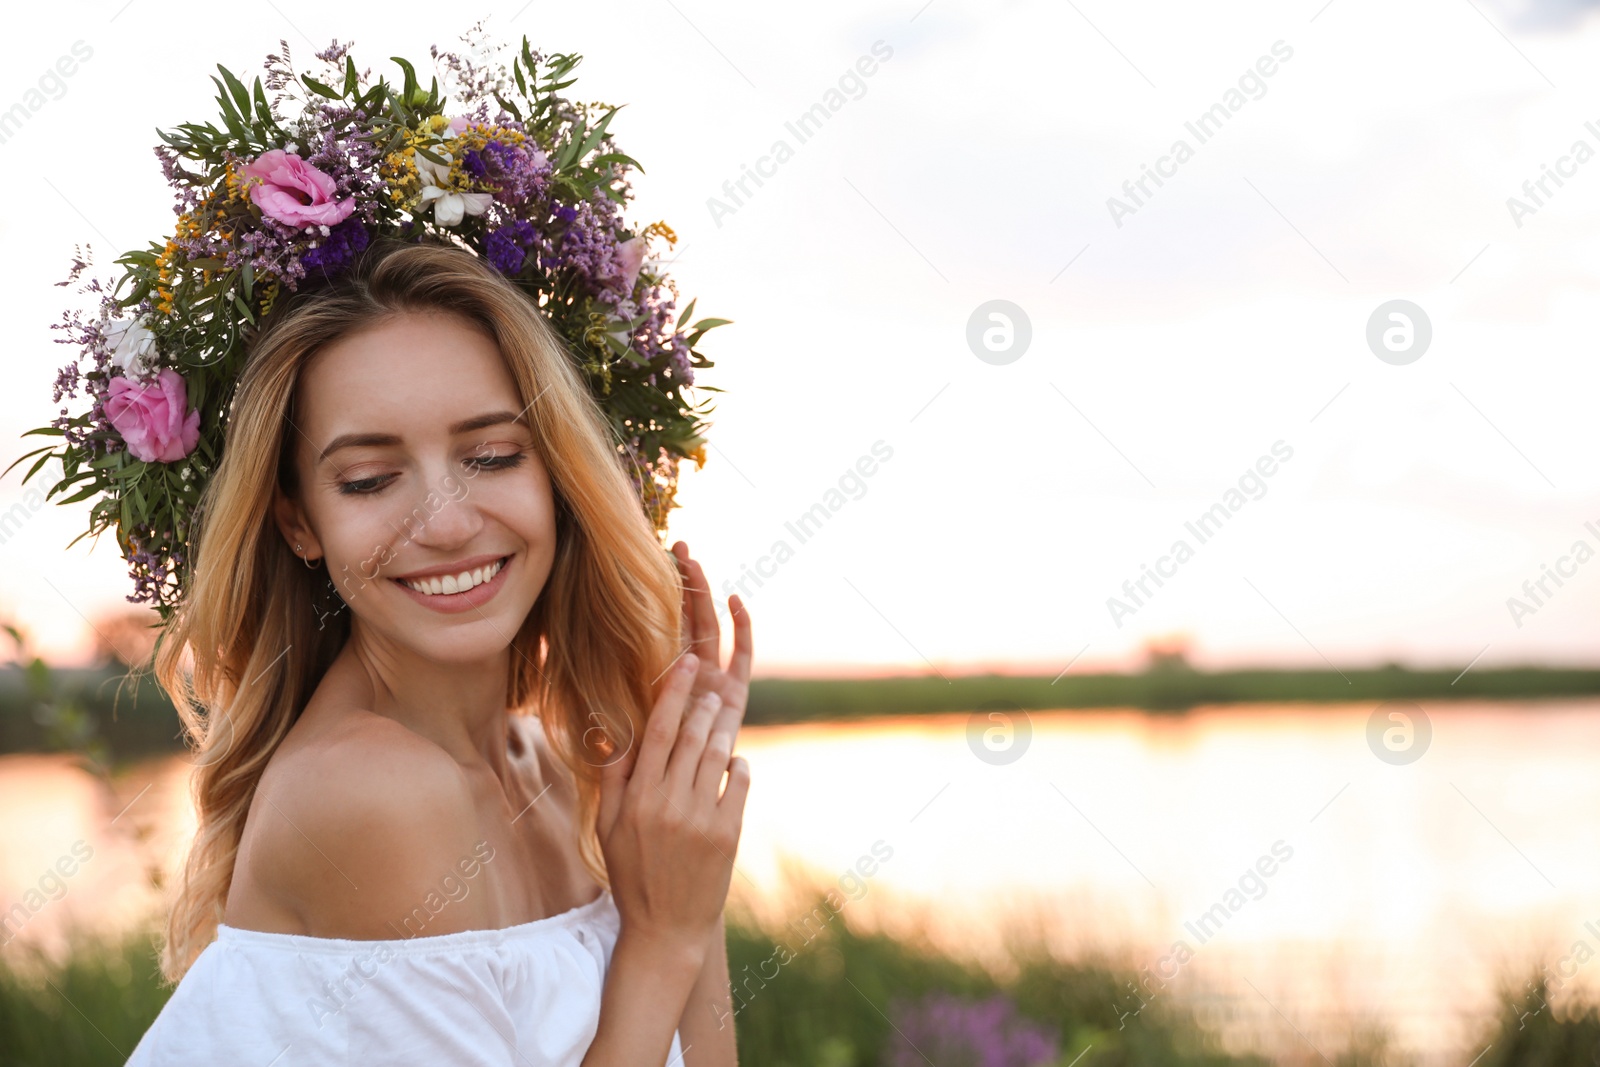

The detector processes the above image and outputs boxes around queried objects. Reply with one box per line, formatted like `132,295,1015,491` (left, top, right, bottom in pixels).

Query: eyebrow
316,410,530,465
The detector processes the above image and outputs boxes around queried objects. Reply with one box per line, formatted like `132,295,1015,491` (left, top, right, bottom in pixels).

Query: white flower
414,148,493,228
104,317,159,381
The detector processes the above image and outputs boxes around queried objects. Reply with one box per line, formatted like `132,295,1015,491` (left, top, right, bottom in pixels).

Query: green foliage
0,926,169,1067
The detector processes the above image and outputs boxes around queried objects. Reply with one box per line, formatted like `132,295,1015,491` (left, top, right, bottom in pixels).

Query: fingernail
681,654,698,672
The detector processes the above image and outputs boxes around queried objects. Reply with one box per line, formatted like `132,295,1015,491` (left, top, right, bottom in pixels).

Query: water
4,701,1597,1064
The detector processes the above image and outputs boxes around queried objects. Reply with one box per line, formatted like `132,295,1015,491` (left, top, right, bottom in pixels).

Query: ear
272,485,322,561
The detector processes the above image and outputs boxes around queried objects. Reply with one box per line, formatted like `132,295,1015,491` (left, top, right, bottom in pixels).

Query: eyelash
336,451,527,496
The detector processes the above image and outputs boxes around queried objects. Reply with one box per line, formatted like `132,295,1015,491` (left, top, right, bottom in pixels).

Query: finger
672,542,697,656
703,598,753,746
726,594,753,687
676,548,721,669
664,689,720,799
628,653,698,791
717,755,751,818
695,713,736,799
705,694,743,762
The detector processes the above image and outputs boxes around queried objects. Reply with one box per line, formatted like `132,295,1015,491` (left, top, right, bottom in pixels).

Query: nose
396,465,483,548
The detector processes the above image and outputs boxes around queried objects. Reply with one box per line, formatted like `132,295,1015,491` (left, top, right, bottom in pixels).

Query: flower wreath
12,27,728,623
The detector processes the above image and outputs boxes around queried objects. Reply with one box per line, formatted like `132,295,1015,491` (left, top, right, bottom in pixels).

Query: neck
331,623,517,781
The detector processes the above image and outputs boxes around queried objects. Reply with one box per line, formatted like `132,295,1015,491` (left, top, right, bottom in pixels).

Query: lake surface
4,701,1597,1064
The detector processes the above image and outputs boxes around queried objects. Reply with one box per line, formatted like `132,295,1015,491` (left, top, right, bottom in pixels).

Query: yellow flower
643,221,678,248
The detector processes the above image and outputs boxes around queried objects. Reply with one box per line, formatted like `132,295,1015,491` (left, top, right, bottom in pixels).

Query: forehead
295,309,520,431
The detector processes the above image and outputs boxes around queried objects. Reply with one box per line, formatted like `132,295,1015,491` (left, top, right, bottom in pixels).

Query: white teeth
400,557,504,596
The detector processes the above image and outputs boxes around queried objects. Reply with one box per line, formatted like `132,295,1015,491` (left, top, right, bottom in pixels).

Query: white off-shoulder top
125,888,685,1066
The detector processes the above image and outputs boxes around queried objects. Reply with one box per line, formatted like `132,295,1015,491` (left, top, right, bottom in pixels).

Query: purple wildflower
884,992,1060,1067
485,219,537,275
302,215,370,277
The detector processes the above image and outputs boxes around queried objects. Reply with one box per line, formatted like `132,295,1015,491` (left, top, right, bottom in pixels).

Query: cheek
312,498,406,579
455,460,557,548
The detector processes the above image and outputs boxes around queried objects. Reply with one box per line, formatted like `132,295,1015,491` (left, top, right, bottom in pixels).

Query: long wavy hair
149,237,685,982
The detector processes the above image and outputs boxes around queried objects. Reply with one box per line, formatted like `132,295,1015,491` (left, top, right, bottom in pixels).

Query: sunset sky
3,0,1599,674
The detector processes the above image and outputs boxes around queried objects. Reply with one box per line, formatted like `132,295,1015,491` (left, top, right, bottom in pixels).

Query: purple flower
884,992,1059,1067
485,219,537,275
301,215,369,276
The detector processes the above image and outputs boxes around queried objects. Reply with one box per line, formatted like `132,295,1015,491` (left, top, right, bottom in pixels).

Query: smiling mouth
394,556,510,596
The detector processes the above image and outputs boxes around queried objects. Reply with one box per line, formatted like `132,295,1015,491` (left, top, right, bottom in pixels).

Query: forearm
583,931,705,1066
676,911,737,1066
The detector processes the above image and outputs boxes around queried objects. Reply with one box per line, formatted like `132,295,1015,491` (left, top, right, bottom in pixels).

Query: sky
2,0,1599,675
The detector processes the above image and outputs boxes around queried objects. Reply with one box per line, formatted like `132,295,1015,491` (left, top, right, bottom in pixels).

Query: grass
0,923,169,1067
4,896,1598,1066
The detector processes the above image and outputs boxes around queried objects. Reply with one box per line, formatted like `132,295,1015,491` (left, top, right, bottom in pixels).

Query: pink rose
237,149,355,228
613,236,647,294
104,368,202,463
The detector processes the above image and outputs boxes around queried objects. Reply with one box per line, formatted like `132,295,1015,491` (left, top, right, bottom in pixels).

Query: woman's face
274,307,557,664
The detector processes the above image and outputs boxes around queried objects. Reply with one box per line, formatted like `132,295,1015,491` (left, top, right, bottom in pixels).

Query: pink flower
613,236,647,294
237,149,355,228
104,368,202,463
447,115,473,134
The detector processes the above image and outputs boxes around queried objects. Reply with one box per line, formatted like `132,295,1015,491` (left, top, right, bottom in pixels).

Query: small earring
296,542,321,569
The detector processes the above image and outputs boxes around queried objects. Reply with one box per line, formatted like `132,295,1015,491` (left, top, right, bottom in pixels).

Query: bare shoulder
233,711,490,938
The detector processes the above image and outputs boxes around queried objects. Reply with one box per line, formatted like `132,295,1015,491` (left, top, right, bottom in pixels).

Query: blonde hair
149,238,684,982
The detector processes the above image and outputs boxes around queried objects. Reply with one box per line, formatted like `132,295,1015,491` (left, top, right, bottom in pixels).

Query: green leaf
19,426,66,438
212,89,252,144
413,143,451,167
493,91,522,122
57,482,104,505
302,74,344,100
343,55,359,95
251,77,279,132
677,298,697,325
386,84,414,127
216,64,253,120
692,317,733,331
591,152,643,172
1,446,54,479
390,56,419,104
232,293,256,323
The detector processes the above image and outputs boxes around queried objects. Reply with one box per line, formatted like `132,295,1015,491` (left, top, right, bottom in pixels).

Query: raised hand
670,541,753,769
595,652,751,956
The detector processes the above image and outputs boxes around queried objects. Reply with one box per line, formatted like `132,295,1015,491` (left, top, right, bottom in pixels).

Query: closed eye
335,451,528,496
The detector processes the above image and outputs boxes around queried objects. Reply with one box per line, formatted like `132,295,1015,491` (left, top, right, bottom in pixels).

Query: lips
390,554,514,615
397,556,507,596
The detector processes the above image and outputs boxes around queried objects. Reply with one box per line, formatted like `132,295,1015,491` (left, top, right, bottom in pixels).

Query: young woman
126,237,753,1066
